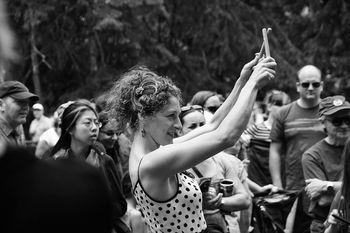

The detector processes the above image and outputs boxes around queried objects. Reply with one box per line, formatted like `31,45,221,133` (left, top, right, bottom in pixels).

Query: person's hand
327,209,339,225
261,184,280,194
239,54,260,83
305,178,327,199
248,57,277,88
202,193,223,210
240,134,251,147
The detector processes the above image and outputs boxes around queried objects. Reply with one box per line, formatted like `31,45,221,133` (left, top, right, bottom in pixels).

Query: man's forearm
269,143,283,189
269,155,282,188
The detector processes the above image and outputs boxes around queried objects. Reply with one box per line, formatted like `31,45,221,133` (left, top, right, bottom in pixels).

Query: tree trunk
30,9,41,100
89,36,98,72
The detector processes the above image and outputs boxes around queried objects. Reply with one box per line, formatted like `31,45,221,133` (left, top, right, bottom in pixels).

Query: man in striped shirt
269,65,326,233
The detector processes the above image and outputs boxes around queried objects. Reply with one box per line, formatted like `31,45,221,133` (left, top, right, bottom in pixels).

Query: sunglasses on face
299,82,321,88
206,105,221,114
327,117,350,127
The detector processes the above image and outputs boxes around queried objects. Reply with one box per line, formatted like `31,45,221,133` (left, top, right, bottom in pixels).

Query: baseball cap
0,81,39,101
32,103,44,111
319,95,350,117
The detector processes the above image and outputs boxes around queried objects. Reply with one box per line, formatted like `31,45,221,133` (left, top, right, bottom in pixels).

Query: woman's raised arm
175,54,261,143
144,57,276,179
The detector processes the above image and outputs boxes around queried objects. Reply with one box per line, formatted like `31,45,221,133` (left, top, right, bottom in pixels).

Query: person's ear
296,82,301,93
320,81,324,92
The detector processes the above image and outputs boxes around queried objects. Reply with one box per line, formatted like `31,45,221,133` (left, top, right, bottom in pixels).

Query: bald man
269,65,326,232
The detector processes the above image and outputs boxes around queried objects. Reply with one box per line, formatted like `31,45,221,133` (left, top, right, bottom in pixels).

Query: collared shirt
0,117,25,146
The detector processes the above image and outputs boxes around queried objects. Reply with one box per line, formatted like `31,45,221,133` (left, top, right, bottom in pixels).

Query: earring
141,128,146,137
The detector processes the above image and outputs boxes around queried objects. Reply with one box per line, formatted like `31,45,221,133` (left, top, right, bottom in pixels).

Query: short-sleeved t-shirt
214,152,247,183
243,122,272,186
190,152,247,233
38,128,59,147
270,101,326,190
29,116,52,142
302,139,344,221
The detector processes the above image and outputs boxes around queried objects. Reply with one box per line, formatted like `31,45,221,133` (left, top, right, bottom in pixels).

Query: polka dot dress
133,173,207,233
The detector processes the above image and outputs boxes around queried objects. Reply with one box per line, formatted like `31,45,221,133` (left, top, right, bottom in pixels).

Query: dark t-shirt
270,101,326,190
0,146,113,233
302,139,344,221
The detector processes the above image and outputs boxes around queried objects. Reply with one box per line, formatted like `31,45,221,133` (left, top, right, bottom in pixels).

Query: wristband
326,182,334,193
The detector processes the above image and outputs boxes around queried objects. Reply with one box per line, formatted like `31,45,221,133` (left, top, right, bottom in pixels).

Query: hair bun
135,87,144,97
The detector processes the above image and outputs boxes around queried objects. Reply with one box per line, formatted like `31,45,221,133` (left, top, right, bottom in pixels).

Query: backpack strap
192,166,203,178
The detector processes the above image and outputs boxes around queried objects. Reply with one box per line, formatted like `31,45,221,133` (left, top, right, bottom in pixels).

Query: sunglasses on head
327,117,350,127
181,105,203,113
206,106,221,114
180,105,204,118
299,82,321,88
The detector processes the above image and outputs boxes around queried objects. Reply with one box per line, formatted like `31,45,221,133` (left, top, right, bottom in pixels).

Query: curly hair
105,66,181,133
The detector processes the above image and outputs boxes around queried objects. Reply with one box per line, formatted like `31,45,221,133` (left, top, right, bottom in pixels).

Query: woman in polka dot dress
105,55,276,233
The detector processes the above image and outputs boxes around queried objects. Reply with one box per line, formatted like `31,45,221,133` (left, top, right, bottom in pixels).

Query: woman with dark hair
190,91,222,122
105,54,276,232
324,137,350,233
98,112,120,159
241,90,291,186
50,100,128,233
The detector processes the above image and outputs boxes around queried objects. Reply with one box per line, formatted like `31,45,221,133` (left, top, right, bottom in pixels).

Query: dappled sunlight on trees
4,0,350,111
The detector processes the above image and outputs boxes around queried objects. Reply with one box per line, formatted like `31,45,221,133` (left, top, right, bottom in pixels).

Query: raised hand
248,56,277,88
239,54,260,83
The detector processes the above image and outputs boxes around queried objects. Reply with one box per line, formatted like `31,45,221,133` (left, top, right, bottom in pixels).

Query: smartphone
199,177,211,193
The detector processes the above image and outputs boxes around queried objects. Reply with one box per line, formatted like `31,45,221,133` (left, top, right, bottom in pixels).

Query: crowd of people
3,61,350,233
1,1,350,233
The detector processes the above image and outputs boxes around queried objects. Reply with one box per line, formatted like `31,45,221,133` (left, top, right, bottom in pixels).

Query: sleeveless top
133,171,207,233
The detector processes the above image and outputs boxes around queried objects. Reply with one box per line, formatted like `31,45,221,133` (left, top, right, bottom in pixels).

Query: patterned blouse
133,172,207,233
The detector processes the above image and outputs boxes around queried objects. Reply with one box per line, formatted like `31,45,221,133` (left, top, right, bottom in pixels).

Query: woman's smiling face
98,119,119,149
143,96,182,146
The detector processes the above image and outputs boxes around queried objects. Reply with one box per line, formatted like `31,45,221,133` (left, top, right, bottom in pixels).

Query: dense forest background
2,0,350,113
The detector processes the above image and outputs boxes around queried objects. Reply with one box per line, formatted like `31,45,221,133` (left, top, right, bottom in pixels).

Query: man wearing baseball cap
302,95,350,233
29,103,51,143
0,81,38,145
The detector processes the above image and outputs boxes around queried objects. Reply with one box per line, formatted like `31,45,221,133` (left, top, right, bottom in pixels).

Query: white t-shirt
29,116,52,142
38,127,59,147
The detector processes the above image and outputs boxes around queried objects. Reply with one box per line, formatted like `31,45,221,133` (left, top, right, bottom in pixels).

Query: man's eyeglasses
81,120,102,129
299,82,321,89
327,117,350,127
206,105,220,114
180,105,203,118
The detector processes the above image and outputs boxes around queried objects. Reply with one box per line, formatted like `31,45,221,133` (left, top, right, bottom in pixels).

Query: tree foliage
4,0,350,112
